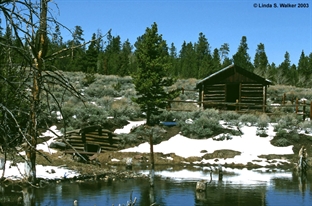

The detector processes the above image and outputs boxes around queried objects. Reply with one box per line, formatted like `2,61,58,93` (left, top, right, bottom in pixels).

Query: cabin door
226,83,239,110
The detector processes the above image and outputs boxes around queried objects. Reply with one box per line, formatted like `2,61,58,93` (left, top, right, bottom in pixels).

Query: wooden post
201,90,204,109
282,93,286,105
303,100,306,121
296,98,299,114
181,87,184,94
310,102,312,120
263,85,267,113
235,99,239,111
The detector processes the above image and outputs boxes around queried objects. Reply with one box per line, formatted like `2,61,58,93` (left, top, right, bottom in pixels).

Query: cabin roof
196,64,272,88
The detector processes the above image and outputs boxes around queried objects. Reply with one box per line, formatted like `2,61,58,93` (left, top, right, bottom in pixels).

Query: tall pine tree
195,32,212,78
233,36,253,71
253,43,269,77
179,41,197,78
132,22,177,126
220,43,232,68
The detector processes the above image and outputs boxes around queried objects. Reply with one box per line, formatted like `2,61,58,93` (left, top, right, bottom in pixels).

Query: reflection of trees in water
0,184,23,205
3,172,312,205
195,182,267,206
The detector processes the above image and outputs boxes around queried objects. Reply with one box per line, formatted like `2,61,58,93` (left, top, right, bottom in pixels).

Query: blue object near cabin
161,122,177,127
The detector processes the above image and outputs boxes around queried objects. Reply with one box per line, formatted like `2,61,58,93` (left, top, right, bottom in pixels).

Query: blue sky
52,0,311,66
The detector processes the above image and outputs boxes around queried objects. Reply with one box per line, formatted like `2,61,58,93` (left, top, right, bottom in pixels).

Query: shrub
221,111,240,122
213,133,232,141
238,114,258,126
274,138,290,147
170,97,199,111
119,125,166,147
95,96,114,109
82,72,96,86
256,129,268,137
275,128,289,139
158,110,177,122
274,114,299,131
274,128,299,143
257,113,270,129
109,98,141,120
299,121,312,134
179,109,221,139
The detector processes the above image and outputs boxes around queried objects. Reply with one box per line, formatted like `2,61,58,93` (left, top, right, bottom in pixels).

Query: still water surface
1,167,311,206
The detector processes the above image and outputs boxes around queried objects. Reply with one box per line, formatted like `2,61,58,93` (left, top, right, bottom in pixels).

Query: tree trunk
25,0,48,183
0,151,5,179
149,132,155,187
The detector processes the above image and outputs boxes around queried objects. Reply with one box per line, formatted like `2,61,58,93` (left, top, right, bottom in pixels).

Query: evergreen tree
102,32,121,75
267,62,277,83
279,51,291,71
169,42,179,77
83,33,100,73
298,50,310,76
132,22,177,126
306,53,312,86
289,64,298,86
220,43,232,68
119,39,133,76
195,32,212,78
179,41,197,78
297,51,310,87
67,25,85,71
233,36,253,71
277,51,291,84
211,48,221,73
253,43,269,77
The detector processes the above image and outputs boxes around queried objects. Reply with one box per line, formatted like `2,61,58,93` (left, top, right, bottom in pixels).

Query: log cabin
196,64,272,111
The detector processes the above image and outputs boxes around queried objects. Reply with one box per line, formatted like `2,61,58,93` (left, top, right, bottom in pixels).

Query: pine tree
289,64,298,86
119,39,133,76
132,22,178,126
169,42,178,77
298,50,309,76
253,43,269,77
267,63,277,83
68,25,85,71
277,51,292,84
296,51,310,86
211,48,221,73
233,36,253,71
179,41,197,78
83,33,100,73
102,33,121,75
195,32,212,78
220,43,232,68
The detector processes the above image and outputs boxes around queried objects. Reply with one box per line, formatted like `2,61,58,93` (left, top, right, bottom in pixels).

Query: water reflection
0,168,311,206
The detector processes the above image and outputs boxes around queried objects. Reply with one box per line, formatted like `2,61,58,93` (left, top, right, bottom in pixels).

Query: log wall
64,128,120,153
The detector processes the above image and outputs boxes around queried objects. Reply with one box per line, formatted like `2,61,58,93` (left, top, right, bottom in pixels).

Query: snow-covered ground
0,125,78,180
0,120,296,181
114,120,146,134
121,122,294,167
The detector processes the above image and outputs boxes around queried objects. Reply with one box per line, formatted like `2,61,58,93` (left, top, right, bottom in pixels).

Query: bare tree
0,0,101,183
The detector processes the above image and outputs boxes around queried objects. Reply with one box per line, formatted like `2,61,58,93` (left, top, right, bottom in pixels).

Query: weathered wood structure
63,125,120,155
196,64,272,111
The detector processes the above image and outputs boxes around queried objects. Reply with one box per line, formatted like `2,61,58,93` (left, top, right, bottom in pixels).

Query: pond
1,166,311,206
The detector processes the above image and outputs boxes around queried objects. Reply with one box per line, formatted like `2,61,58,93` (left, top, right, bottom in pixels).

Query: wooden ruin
196,64,272,111
63,125,120,155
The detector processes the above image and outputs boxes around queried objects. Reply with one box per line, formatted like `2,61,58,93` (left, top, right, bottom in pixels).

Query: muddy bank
96,150,298,169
